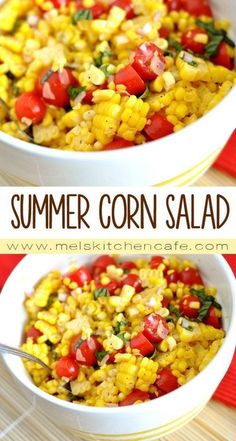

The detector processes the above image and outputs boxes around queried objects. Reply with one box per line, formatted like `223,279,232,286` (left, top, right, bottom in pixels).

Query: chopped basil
68,392,78,402
166,317,174,323
68,85,86,100
94,287,110,300
11,19,24,34
117,332,127,343
72,9,93,25
190,288,222,310
100,65,111,77
197,301,212,322
96,351,108,362
51,350,58,361
46,295,56,310
168,38,183,53
139,87,150,100
40,69,54,84
114,320,127,335
13,83,20,97
169,305,181,319
204,35,224,58
185,325,194,331
186,59,198,67
73,338,83,351
95,50,112,67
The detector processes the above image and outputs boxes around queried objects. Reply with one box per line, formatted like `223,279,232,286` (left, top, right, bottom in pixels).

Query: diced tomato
114,65,146,95
179,267,204,285
165,269,179,284
104,138,134,150
143,313,169,343
165,0,182,11
96,279,121,295
51,0,70,8
161,297,169,308
56,356,79,380
119,389,150,406
159,27,170,39
130,332,155,356
92,255,117,274
179,295,201,318
26,327,43,342
75,336,102,366
15,92,46,124
110,0,135,19
144,113,174,140
36,67,78,108
64,266,92,287
150,256,164,269
76,1,108,17
181,28,208,54
155,368,179,393
204,305,221,328
212,42,234,70
132,43,166,81
181,0,213,17
121,273,143,293
121,261,137,271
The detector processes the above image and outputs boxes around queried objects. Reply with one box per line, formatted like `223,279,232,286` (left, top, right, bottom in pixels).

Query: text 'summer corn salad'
0,1,235,151
22,255,225,407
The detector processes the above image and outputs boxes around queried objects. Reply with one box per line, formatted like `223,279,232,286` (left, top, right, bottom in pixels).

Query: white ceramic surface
0,0,235,186
0,254,235,440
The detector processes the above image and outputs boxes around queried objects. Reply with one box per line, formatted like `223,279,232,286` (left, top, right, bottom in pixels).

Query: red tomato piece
110,0,135,19
144,113,174,140
204,305,221,328
165,0,182,11
104,138,134,150
90,2,108,17
121,273,143,293
155,368,179,393
181,28,208,54
181,0,213,17
121,261,137,271
130,332,155,356
64,266,92,287
179,295,201,318
132,43,166,81
179,267,204,285
36,68,78,108
212,42,234,70
56,356,79,380
51,0,70,8
92,255,117,274
165,269,179,284
150,256,164,269
15,92,46,124
161,297,169,308
159,27,170,39
119,389,150,406
114,65,146,95
26,327,43,342
76,336,102,366
143,313,169,343
96,279,121,295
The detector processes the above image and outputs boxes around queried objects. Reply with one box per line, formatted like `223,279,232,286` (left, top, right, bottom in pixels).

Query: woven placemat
0,360,235,441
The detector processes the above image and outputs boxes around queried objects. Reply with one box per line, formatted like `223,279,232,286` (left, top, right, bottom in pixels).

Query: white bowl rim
2,254,236,414
0,85,235,161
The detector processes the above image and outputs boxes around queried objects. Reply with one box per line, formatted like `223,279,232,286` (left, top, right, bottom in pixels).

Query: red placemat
0,254,235,407
214,130,236,178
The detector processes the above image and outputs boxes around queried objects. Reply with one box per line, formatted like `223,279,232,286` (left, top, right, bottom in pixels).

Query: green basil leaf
114,320,127,335
197,301,212,322
73,338,83,351
96,351,109,362
169,304,181,319
68,86,86,100
68,392,78,402
94,287,110,300
100,65,111,77
224,35,235,48
72,9,93,24
204,35,224,58
95,50,112,67
117,332,127,343
168,38,183,52
41,69,54,84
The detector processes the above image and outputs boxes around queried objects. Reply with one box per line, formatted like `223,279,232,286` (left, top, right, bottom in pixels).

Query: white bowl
0,0,235,186
0,254,235,440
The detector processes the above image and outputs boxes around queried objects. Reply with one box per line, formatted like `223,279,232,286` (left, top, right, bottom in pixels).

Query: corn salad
22,255,224,407
0,0,235,151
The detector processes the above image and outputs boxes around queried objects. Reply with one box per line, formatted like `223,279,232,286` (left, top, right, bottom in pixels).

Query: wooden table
0,359,235,441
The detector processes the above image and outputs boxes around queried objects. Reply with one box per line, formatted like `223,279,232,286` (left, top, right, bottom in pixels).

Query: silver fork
0,343,51,373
